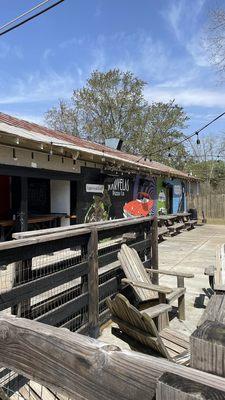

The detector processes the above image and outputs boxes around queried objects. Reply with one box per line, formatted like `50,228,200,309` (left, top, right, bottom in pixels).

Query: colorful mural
104,176,133,219
84,190,111,223
157,178,167,214
83,173,187,222
164,179,185,213
123,175,157,218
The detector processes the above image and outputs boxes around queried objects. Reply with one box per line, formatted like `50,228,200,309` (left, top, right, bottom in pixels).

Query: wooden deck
101,223,225,345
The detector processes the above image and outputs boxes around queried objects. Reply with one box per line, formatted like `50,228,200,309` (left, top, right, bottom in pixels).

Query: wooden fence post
12,259,32,317
190,320,225,377
87,228,100,338
151,218,159,285
156,372,225,399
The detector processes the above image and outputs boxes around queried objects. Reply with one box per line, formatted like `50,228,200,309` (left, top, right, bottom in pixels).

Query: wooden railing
0,316,225,400
0,216,157,337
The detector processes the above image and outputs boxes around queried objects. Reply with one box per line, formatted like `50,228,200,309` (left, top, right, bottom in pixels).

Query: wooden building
0,112,197,239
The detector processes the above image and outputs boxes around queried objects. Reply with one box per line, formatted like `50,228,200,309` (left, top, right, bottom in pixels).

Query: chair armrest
146,268,194,278
141,303,172,318
121,278,172,294
204,265,214,276
214,284,225,292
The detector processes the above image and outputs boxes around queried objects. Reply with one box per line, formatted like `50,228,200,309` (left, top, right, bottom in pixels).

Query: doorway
70,181,77,225
166,185,173,214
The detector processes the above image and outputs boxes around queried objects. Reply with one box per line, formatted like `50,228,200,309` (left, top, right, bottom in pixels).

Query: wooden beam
19,177,28,232
0,260,88,311
88,229,100,338
36,292,88,325
0,229,90,266
0,316,225,400
151,218,159,284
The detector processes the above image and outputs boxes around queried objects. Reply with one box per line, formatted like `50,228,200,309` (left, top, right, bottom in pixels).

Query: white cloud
145,86,225,108
43,48,54,60
59,36,85,49
0,70,78,105
167,1,184,40
0,42,23,60
186,36,209,67
166,0,205,41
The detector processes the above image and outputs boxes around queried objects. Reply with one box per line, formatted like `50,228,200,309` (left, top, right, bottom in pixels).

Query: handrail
0,315,224,400
12,216,154,240
1,216,153,251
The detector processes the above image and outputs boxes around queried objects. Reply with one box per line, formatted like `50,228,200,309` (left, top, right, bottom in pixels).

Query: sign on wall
86,184,104,193
107,178,130,197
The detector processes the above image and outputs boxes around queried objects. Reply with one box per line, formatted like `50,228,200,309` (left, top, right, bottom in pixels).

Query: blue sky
0,0,225,138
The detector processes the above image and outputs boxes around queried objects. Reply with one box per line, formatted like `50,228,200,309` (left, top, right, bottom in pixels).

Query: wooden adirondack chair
204,244,225,291
118,244,194,320
199,244,225,326
106,294,190,365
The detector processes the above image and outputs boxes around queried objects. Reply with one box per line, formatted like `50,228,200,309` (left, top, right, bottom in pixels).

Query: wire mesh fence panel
0,217,154,400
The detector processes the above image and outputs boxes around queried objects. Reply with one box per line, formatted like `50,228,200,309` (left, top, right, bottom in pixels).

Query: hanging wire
137,110,225,163
0,0,65,37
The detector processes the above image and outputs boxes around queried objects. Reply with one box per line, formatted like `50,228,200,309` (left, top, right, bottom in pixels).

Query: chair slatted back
118,244,156,301
215,244,225,287
107,294,169,359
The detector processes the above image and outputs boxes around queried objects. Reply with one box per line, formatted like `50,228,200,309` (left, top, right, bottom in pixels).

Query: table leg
0,226,4,242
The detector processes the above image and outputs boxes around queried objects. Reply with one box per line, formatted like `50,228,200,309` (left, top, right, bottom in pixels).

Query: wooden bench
184,219,197,230
167,222,185,235
158,226,169,242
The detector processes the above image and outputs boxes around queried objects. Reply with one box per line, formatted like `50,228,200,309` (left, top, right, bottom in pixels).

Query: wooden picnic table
0,213,66,241
176,212,191,217
158,214,177,221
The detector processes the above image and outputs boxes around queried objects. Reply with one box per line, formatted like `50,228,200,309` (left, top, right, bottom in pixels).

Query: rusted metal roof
0,112,197,180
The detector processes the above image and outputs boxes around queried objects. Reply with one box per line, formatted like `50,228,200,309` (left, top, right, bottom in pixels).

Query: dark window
28,178,50,214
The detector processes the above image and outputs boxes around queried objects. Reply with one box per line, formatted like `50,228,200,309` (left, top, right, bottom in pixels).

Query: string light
196,133,200,145
49,142,53,157
137,111,225,163
13,148,17,160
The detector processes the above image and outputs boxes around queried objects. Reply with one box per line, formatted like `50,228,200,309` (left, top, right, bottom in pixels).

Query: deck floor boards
101,223,225,346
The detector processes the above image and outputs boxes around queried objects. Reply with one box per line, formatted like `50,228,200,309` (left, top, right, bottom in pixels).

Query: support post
19,177,28,232
12,259,32,317
177,276,185,321
151,218,159,285
156,372,225,400
87,228,100,338
190,320,225,377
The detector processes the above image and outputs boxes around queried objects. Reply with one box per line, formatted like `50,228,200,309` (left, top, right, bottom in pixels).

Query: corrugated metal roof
0,112,197,180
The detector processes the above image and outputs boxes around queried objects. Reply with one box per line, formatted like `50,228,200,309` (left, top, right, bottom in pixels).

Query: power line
137,110,225,163
0,0,65,37
0,0,52,32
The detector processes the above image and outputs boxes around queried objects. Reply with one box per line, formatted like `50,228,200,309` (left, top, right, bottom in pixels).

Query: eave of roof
0,112,198,181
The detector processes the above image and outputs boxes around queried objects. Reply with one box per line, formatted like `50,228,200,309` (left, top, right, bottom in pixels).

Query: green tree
139,100,188,165
45,99,79,135
45,69,189,166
